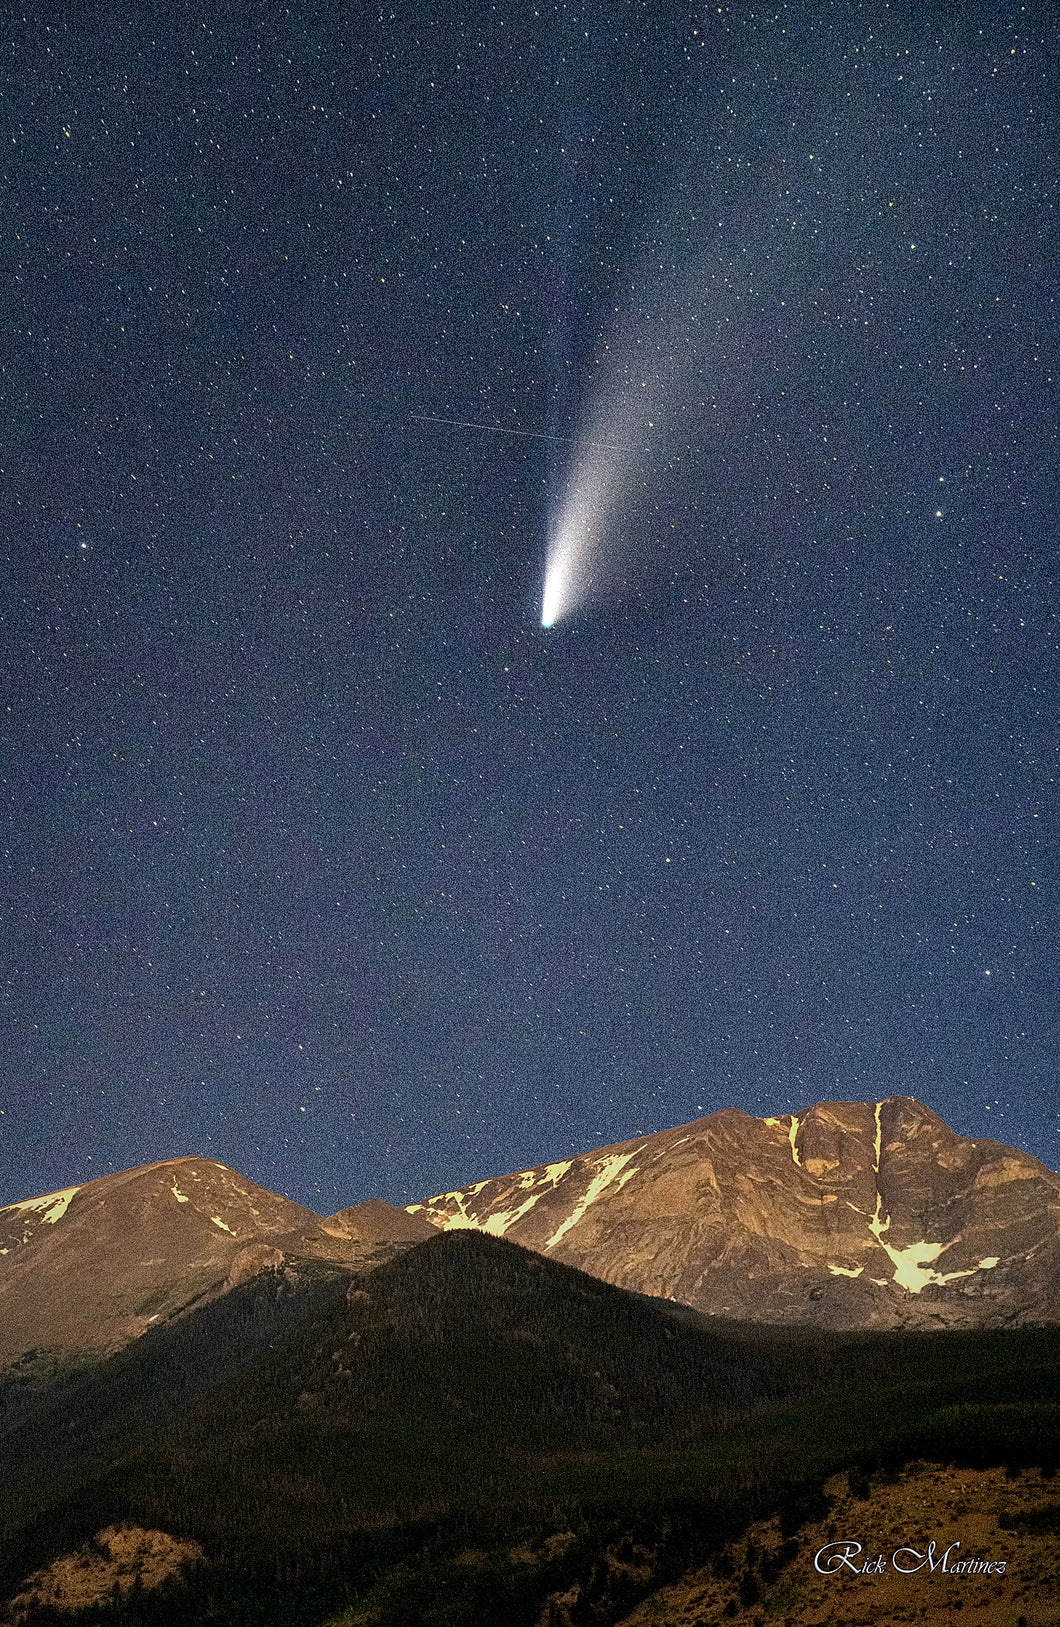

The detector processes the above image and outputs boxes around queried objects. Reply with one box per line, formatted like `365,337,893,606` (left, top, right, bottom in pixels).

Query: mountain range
1,1096,1058,1380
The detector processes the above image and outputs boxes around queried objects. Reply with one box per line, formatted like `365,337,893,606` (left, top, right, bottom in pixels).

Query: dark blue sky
2,2,1056,1212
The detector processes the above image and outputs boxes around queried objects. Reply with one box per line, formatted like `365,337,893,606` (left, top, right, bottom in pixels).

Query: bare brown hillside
612,1461,1059,1627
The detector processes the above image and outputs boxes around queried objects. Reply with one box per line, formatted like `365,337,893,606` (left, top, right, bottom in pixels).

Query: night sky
3,3,1057,1214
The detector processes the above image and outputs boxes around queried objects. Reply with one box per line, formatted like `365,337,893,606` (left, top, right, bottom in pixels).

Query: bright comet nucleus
541,485,594,626
540,571,563,628
541,439,627,627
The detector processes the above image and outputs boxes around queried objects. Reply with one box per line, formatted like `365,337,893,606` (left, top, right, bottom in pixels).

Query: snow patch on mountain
865,1229,1005,1295
3,1185,81,1224
876,1237,1001,1294
544,1152,640,1250
765,1113,806,1168
407,1159,577,1237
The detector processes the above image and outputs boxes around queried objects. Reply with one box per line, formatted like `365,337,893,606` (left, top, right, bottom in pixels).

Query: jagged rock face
407,1098,1060,1330
0,1157,382,1370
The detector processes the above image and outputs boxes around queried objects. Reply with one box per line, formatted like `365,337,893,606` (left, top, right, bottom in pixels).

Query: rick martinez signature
815,1539,1007,1577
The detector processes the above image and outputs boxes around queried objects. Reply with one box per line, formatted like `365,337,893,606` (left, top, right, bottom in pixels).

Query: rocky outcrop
224,1242,287,1289
406,1097,1060,1330
3,1525,204,1623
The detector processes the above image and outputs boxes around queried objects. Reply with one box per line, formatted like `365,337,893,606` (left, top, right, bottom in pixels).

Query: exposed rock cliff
407,1097,1060,1329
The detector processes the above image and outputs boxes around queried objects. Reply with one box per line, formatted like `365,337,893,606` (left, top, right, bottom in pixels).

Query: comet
540,191,720,627
408,412,634,627
539,287,685,629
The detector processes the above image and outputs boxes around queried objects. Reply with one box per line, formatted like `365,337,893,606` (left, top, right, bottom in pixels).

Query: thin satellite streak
409,413,630,454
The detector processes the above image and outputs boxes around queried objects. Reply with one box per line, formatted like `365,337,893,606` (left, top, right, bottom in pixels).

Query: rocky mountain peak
0,1158,423,1373
407,1096,1060,1330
